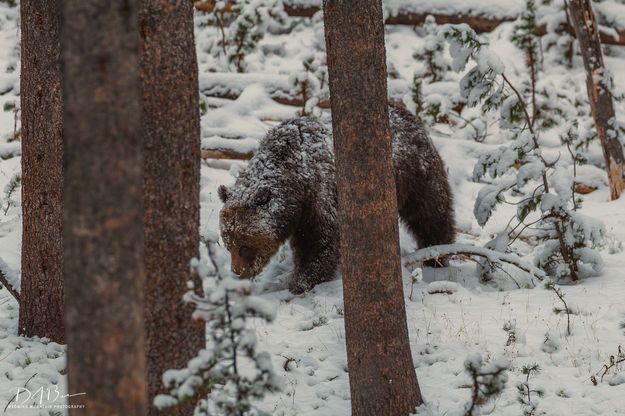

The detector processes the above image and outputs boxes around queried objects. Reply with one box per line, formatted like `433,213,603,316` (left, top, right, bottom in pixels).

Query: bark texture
568,0,625,200
62,1,148,414
139,1,203,414
19,0,64,342
322,1,423,415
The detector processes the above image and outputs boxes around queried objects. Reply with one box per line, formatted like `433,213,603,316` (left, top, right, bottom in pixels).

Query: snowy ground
200,162,625,416
2,0,625,415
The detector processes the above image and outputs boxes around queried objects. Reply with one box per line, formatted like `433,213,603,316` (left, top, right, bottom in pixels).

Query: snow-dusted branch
404,243,546,284
0,258,19,302
155,235,281,416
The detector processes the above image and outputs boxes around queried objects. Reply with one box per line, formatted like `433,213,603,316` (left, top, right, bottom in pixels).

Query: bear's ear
217,185,231,203
253,186,271,206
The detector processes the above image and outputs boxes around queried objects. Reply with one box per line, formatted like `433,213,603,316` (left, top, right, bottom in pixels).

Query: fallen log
286,2,625,45
537,23,625,47
198,75,465,160
195,0,516,33
195,0,625,46
284,3,513,32
200,73,462,110
201,148,253,160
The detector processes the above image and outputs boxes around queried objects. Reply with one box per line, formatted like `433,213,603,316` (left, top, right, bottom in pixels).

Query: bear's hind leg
400,198,455,267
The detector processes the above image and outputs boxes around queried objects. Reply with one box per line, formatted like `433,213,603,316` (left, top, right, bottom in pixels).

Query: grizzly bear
218,105,455,294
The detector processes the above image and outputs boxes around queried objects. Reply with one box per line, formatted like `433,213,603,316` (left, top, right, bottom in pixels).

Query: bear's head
217,184,283,279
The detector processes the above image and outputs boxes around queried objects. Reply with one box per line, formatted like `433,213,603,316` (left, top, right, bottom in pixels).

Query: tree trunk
568,0,625,200
139,1,204,414
62,1,148,414
19,0,64,342
322,1,423,415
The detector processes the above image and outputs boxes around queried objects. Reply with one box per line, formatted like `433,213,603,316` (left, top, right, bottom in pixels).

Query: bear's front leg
288,232,339,295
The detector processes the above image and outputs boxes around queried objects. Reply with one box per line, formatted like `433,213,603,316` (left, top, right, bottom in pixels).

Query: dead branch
593,345,625,382
568,0,625,199
404,243,546,284
0,265,19,303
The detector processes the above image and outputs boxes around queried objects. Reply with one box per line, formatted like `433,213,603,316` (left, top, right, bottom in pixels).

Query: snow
595,1,625,31
2,0,625,414
426,280,460,294
189,4,625,413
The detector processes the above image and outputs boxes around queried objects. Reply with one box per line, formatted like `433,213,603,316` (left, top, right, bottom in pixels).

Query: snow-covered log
200,73,415,108
195,0,625,45
193,0,519,32
284,2,512,33
200,72,329,108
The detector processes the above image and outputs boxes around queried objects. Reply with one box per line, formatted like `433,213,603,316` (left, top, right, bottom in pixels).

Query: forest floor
2,0,625,415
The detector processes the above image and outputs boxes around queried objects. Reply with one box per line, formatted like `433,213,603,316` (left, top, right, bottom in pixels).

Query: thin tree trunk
568,0,625,200
322,1,423,415
139,1,204,414
19,0,64,342
62,1,148,414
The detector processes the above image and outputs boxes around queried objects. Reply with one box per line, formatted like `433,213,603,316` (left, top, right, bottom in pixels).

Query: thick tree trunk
19,0,64,342
568,0,625,200
322,1,423,415
139,1,204,414
62,1,148,414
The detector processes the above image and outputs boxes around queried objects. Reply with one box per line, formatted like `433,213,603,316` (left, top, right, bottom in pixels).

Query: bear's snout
231,262,244,276
230,245,258,278
230,256,248,277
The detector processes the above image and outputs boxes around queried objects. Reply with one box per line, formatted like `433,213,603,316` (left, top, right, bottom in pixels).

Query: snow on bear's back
249,117,335,180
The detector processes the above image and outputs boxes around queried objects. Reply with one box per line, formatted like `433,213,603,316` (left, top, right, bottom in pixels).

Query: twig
565,140,579,211
492,263,522,289
596,345,625,382
507,214,545,247
547,282,572,336
448,112,488,142
466,366,481,416
281,355,298,371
